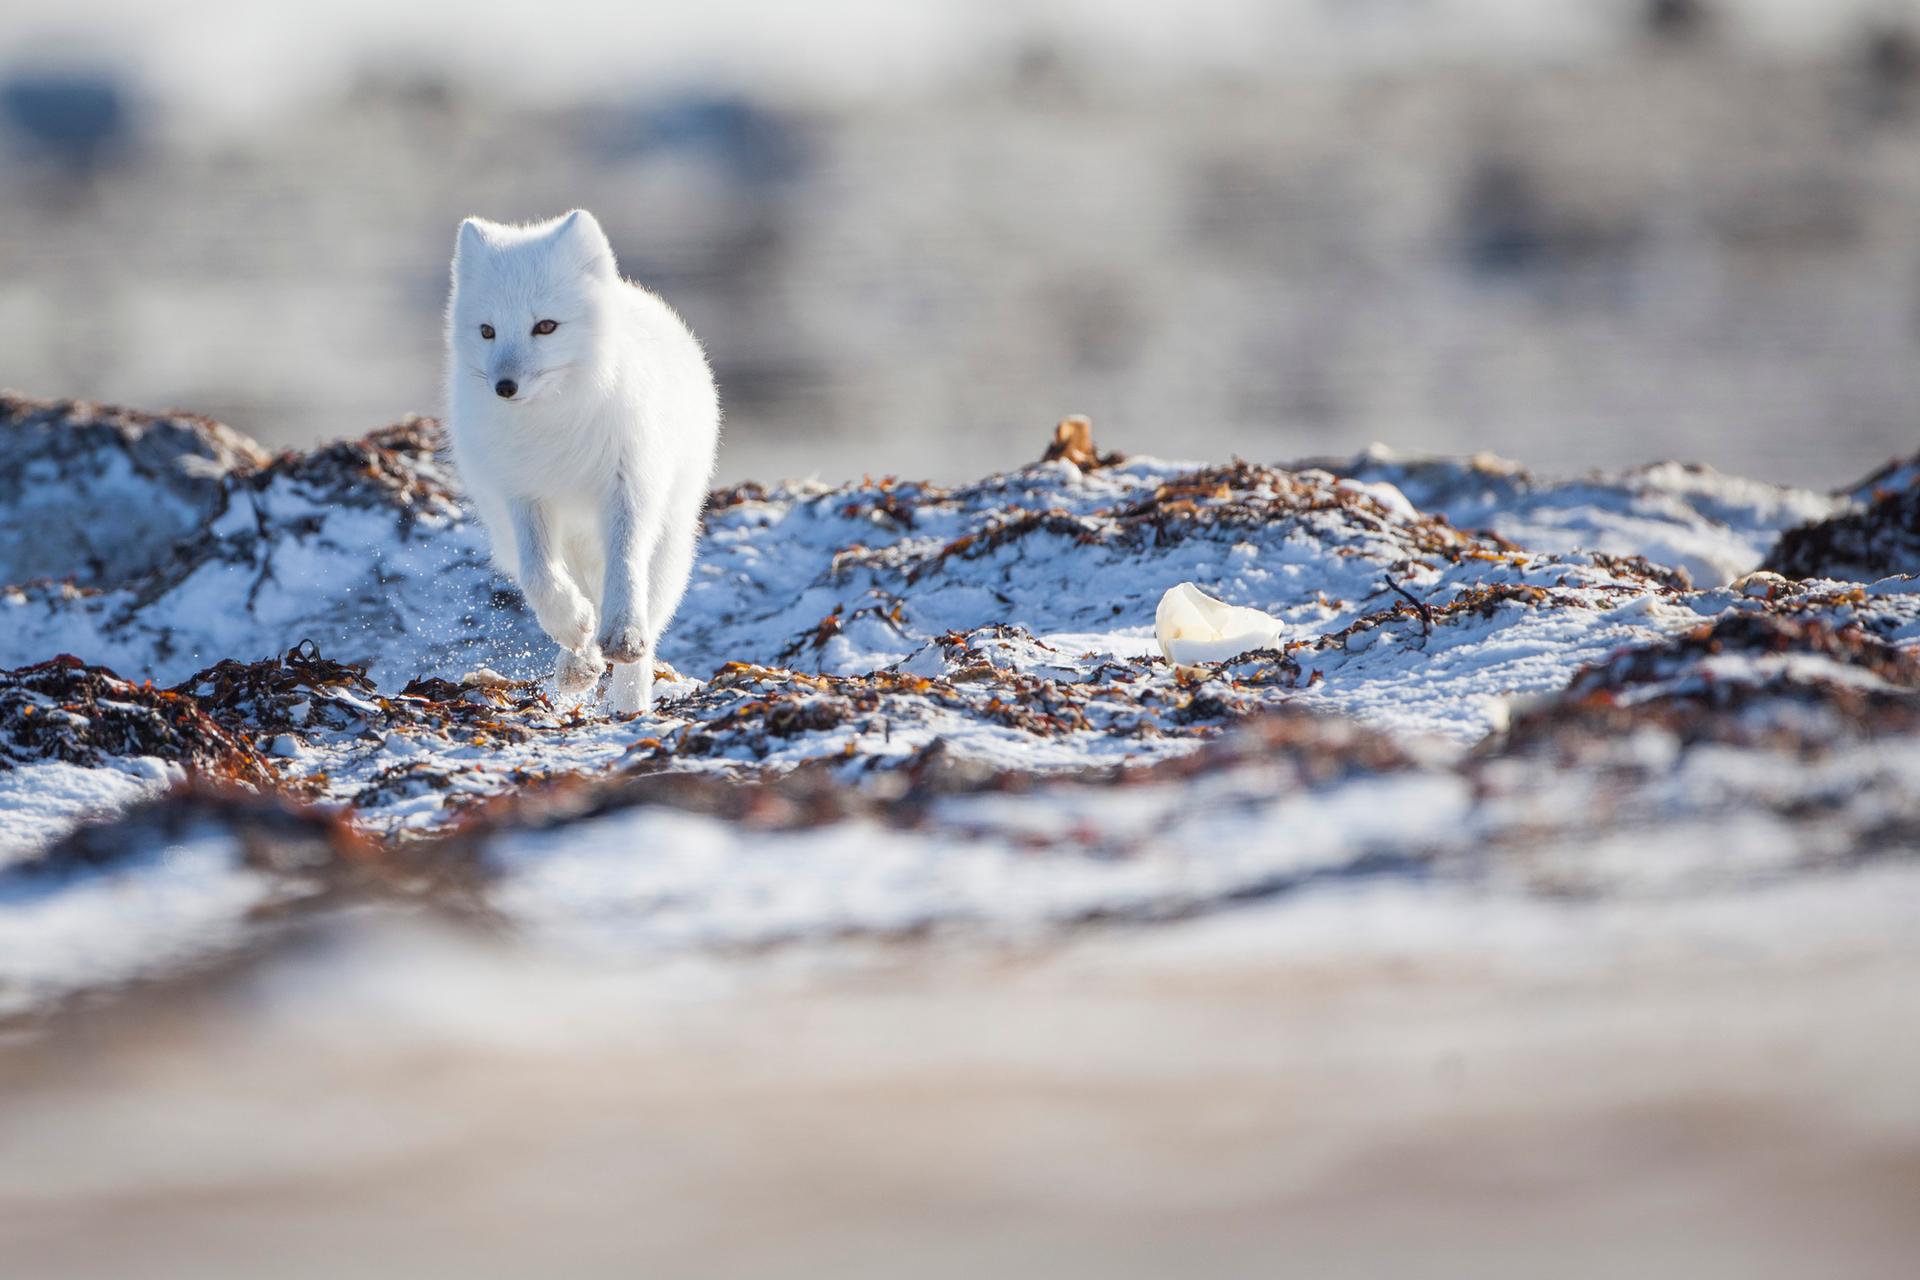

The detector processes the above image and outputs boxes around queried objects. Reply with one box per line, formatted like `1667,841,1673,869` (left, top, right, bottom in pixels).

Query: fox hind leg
609,660,652,715
646,518,700,647
607,518,698,717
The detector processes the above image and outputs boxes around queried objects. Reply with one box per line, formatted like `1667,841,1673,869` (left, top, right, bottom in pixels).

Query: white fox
445,209,720,714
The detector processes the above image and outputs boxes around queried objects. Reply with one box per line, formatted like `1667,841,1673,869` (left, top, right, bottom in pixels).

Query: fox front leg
596,474,656,666
509,496,598,654
554,646,606,694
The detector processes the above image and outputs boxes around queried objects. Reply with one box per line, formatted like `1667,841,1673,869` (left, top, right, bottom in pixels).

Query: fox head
448,209,617,406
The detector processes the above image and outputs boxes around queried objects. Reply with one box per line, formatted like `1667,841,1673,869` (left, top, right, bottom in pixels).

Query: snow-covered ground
3,394,1919,1272
2,390,1917,1006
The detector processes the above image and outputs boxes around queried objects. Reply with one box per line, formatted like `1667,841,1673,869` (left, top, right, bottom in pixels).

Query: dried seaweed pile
179,641,570,747
1766,478,1920,582
250,416,459,514
0,655,273,786
827,459,1481,584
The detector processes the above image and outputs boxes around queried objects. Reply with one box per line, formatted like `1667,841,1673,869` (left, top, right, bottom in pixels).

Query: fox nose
494,379,518,399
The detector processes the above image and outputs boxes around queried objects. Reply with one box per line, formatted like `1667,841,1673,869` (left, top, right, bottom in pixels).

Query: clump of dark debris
248,416,459,519
1766,482,1920,582
1844,450,1920,506
639,631,1272,768
6,785,353,883
1568,612,1920,695
177,640,387,737
0,655,275,786
177,641,578,754
1492,614,1920,754
1,780,497,1013
817,455,1490,593
449,702,1419,855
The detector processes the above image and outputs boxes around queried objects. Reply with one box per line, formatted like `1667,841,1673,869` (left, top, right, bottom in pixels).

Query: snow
1,398,1918,1018
0,826,271,1019
1321,444,1840,587
489,770,1470,956
0,759,179,865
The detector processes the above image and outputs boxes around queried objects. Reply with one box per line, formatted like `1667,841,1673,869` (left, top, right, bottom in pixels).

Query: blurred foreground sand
3,876,1917,1279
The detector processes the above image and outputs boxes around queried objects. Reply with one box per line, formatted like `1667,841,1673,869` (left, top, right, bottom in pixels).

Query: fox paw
597,616,648,665
529,580,596,653
554,645,606,694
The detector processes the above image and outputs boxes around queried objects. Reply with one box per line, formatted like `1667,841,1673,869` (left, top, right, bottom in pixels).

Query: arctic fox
445,209,720,714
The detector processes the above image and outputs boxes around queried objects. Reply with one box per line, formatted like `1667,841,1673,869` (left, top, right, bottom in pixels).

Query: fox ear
556,209,616,278
454,217,491,266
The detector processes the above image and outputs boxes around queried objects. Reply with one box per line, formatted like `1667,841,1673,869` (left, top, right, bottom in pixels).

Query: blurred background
2,0,1918,487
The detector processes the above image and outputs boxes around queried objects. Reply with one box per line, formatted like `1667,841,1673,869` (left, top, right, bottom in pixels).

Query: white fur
445,209,720,715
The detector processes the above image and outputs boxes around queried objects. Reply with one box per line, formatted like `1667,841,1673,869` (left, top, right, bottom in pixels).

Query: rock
0,393,268,589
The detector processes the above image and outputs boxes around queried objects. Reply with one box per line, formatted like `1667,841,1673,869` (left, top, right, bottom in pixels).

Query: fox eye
532,319,559,336
479,324,495,340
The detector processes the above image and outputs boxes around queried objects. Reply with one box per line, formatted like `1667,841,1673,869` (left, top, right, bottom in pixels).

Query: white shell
1154,582,1286,666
